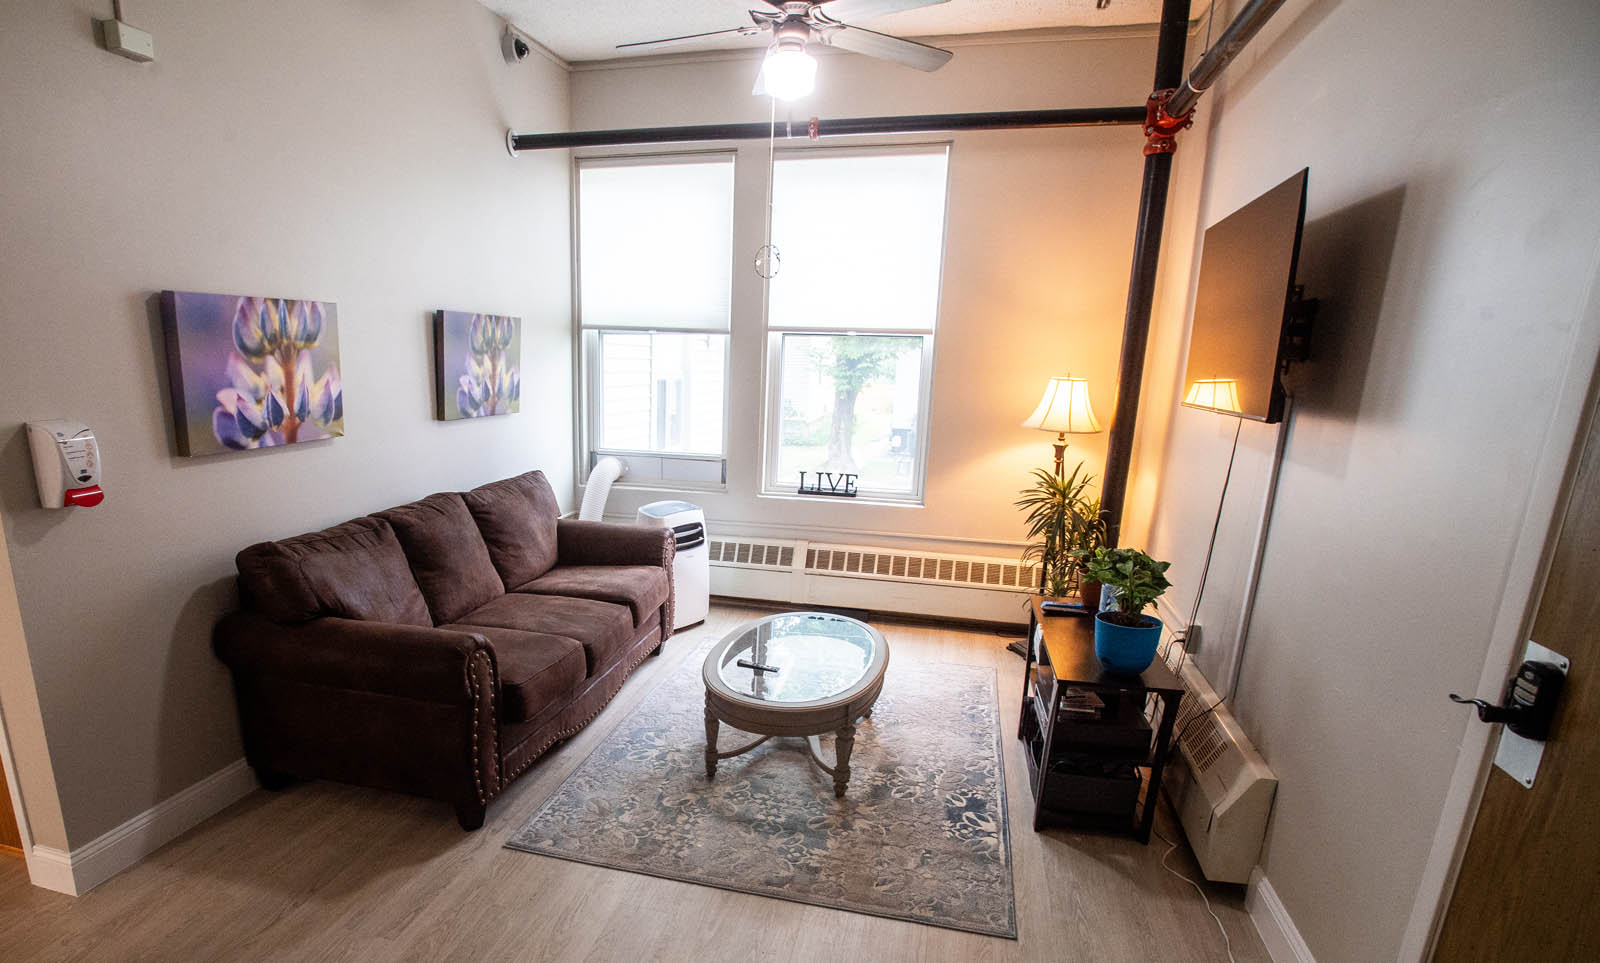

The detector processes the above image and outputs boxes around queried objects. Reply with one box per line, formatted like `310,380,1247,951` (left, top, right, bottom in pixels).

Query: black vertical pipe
1098,0,1192,547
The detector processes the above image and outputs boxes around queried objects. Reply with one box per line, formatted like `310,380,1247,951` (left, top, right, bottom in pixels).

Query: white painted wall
1138,1,1600,959
0,0,573,848
569,30,1181,554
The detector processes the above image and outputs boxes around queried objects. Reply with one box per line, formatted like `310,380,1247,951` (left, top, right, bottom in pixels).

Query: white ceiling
480,0,1189,64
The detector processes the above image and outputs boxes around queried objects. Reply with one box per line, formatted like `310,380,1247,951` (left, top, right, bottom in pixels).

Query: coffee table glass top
714,613,882,704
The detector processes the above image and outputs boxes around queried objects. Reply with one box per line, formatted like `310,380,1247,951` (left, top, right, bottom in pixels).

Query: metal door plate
1493,640,1570,788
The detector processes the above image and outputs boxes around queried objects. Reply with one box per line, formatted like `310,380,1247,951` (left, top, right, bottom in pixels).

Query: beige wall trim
24,844,75,896
36,758,255,897
1398,246,1600,961
0,522,69,854
1247,868,1318,963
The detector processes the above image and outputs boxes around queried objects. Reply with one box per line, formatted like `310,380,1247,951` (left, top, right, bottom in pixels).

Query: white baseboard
1248,868,1317,963
28,758,255,896
25,844,75,895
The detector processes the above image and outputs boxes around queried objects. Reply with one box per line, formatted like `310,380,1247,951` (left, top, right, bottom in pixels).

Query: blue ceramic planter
1093,611,1163,673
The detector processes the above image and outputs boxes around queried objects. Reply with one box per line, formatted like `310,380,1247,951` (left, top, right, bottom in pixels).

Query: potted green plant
1015,463,1106,605
1074,546,1172,672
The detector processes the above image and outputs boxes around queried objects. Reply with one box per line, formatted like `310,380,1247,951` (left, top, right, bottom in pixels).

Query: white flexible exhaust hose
578,456,624,521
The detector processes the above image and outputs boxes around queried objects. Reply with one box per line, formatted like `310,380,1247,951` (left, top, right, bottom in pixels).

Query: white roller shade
767,147,950,333
578,156,734,331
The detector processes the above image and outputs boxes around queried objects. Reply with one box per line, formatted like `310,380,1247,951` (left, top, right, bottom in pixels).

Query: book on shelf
1060,687,1104,718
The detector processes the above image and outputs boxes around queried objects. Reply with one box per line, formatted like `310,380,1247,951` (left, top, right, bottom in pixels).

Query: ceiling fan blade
617,26,758,52
819,0,952,22
825,24,953,72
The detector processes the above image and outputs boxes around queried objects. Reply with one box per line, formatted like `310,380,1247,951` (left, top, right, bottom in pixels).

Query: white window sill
757,490,925,509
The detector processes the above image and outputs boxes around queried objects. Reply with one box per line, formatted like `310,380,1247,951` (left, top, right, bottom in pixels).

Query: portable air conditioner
1160,658,1278,884
637,500,709,630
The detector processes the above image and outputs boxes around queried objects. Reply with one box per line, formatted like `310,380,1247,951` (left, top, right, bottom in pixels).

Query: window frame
761,329,937,504
581,327,731,488
573,150,736,490
757,143,952,506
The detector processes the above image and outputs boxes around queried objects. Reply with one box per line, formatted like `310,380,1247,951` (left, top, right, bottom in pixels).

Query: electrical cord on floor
1153,825,1238,963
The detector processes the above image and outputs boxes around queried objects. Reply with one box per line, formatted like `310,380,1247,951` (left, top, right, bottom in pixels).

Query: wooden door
0,760,20,855
1432,392,1600,960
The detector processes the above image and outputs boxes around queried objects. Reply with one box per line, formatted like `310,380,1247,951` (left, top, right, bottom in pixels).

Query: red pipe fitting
1143,89,1194,156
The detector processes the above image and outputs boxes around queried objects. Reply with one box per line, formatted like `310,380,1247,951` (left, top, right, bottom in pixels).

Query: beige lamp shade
1021,377,1101,434
1183,378,1243,414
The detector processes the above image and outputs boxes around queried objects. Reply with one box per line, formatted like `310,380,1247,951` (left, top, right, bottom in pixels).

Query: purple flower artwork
434,310,521,420
160,290,344,457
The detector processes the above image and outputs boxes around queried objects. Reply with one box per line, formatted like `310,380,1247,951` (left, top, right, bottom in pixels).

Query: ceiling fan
618,0,955,100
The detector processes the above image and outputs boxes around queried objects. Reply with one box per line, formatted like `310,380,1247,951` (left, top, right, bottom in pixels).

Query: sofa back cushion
236,518,432,627
374,493,505,625
461,470,561,589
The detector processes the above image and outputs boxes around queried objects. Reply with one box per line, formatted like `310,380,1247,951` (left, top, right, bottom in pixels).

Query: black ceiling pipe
1097,0,1192,548
507,106,1148,152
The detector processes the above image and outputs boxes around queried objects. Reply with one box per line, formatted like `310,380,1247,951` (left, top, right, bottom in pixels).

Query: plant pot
1093,611,1162,674
1078,579,1102,611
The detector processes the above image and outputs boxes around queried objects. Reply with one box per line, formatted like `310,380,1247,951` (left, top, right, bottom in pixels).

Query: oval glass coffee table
703,612,889,797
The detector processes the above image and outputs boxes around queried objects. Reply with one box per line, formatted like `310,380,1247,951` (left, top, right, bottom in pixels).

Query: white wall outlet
96,19,155,63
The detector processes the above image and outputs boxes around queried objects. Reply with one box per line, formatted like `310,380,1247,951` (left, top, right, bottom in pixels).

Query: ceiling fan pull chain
755,95,782,280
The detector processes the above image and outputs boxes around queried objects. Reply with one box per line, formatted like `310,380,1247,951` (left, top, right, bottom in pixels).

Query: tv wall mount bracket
1279,285,1319,373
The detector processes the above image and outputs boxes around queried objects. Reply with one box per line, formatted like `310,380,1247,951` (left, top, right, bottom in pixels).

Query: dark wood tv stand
1017,597,1184,841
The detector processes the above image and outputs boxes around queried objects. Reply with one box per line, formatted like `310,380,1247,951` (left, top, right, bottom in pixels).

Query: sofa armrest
215,611,503,809
214,611,493,706
556,519,674,569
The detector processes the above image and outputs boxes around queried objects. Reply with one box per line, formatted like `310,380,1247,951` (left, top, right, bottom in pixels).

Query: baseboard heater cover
706,535,1042,625
1160,655,1278,885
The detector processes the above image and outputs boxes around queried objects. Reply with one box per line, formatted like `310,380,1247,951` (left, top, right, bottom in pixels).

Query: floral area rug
505,638,1016,939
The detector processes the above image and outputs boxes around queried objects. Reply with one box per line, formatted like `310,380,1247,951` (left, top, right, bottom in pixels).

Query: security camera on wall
501,25,530,64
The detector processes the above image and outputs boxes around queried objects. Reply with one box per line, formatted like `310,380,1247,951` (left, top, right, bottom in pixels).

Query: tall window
763,146,950,501
577,155,733,482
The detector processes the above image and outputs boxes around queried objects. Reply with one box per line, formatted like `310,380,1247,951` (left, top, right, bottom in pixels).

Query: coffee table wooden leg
704,704,720,779
833,722,856,798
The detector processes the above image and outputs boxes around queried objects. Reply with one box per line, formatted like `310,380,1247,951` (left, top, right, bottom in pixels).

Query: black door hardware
1449,660,1566,741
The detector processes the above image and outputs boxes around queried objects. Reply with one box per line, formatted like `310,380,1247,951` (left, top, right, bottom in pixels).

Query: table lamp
1021,376,1101,476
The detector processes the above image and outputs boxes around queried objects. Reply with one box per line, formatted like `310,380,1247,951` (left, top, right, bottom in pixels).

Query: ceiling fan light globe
761,47,817,100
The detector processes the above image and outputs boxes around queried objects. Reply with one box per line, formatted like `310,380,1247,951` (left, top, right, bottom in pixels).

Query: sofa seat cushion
446,624,585,725
461,471,561,590
374,493,505,626
513,565,669,629
457,593,633,676
237,518,431,627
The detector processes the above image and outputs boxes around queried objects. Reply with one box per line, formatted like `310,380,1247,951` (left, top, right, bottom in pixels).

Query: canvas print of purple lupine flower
434,310,521,420
160,290,344,457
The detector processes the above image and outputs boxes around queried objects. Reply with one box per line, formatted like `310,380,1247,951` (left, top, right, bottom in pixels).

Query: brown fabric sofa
213,470,674,829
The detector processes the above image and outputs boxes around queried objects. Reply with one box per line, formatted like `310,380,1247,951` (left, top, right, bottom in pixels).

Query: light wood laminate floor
0,604,1269,962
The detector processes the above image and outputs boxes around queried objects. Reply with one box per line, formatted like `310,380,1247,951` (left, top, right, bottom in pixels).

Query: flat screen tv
1181,168,1309,423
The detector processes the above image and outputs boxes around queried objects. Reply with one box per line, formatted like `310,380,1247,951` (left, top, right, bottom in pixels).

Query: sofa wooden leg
455,803,487,831
650,642,663,657
254,767,294,791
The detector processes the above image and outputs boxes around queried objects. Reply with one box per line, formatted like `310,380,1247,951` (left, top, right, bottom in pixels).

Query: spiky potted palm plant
1015,463,1106,605
1074,546,1171,673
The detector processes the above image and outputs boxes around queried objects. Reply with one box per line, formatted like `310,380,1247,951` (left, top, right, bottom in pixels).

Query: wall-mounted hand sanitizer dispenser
27,421,104,508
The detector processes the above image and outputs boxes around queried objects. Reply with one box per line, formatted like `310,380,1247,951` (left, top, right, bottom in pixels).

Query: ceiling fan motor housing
772,20,814,52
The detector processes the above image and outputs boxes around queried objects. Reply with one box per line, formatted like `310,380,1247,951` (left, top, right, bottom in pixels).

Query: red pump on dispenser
64,486,105,508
